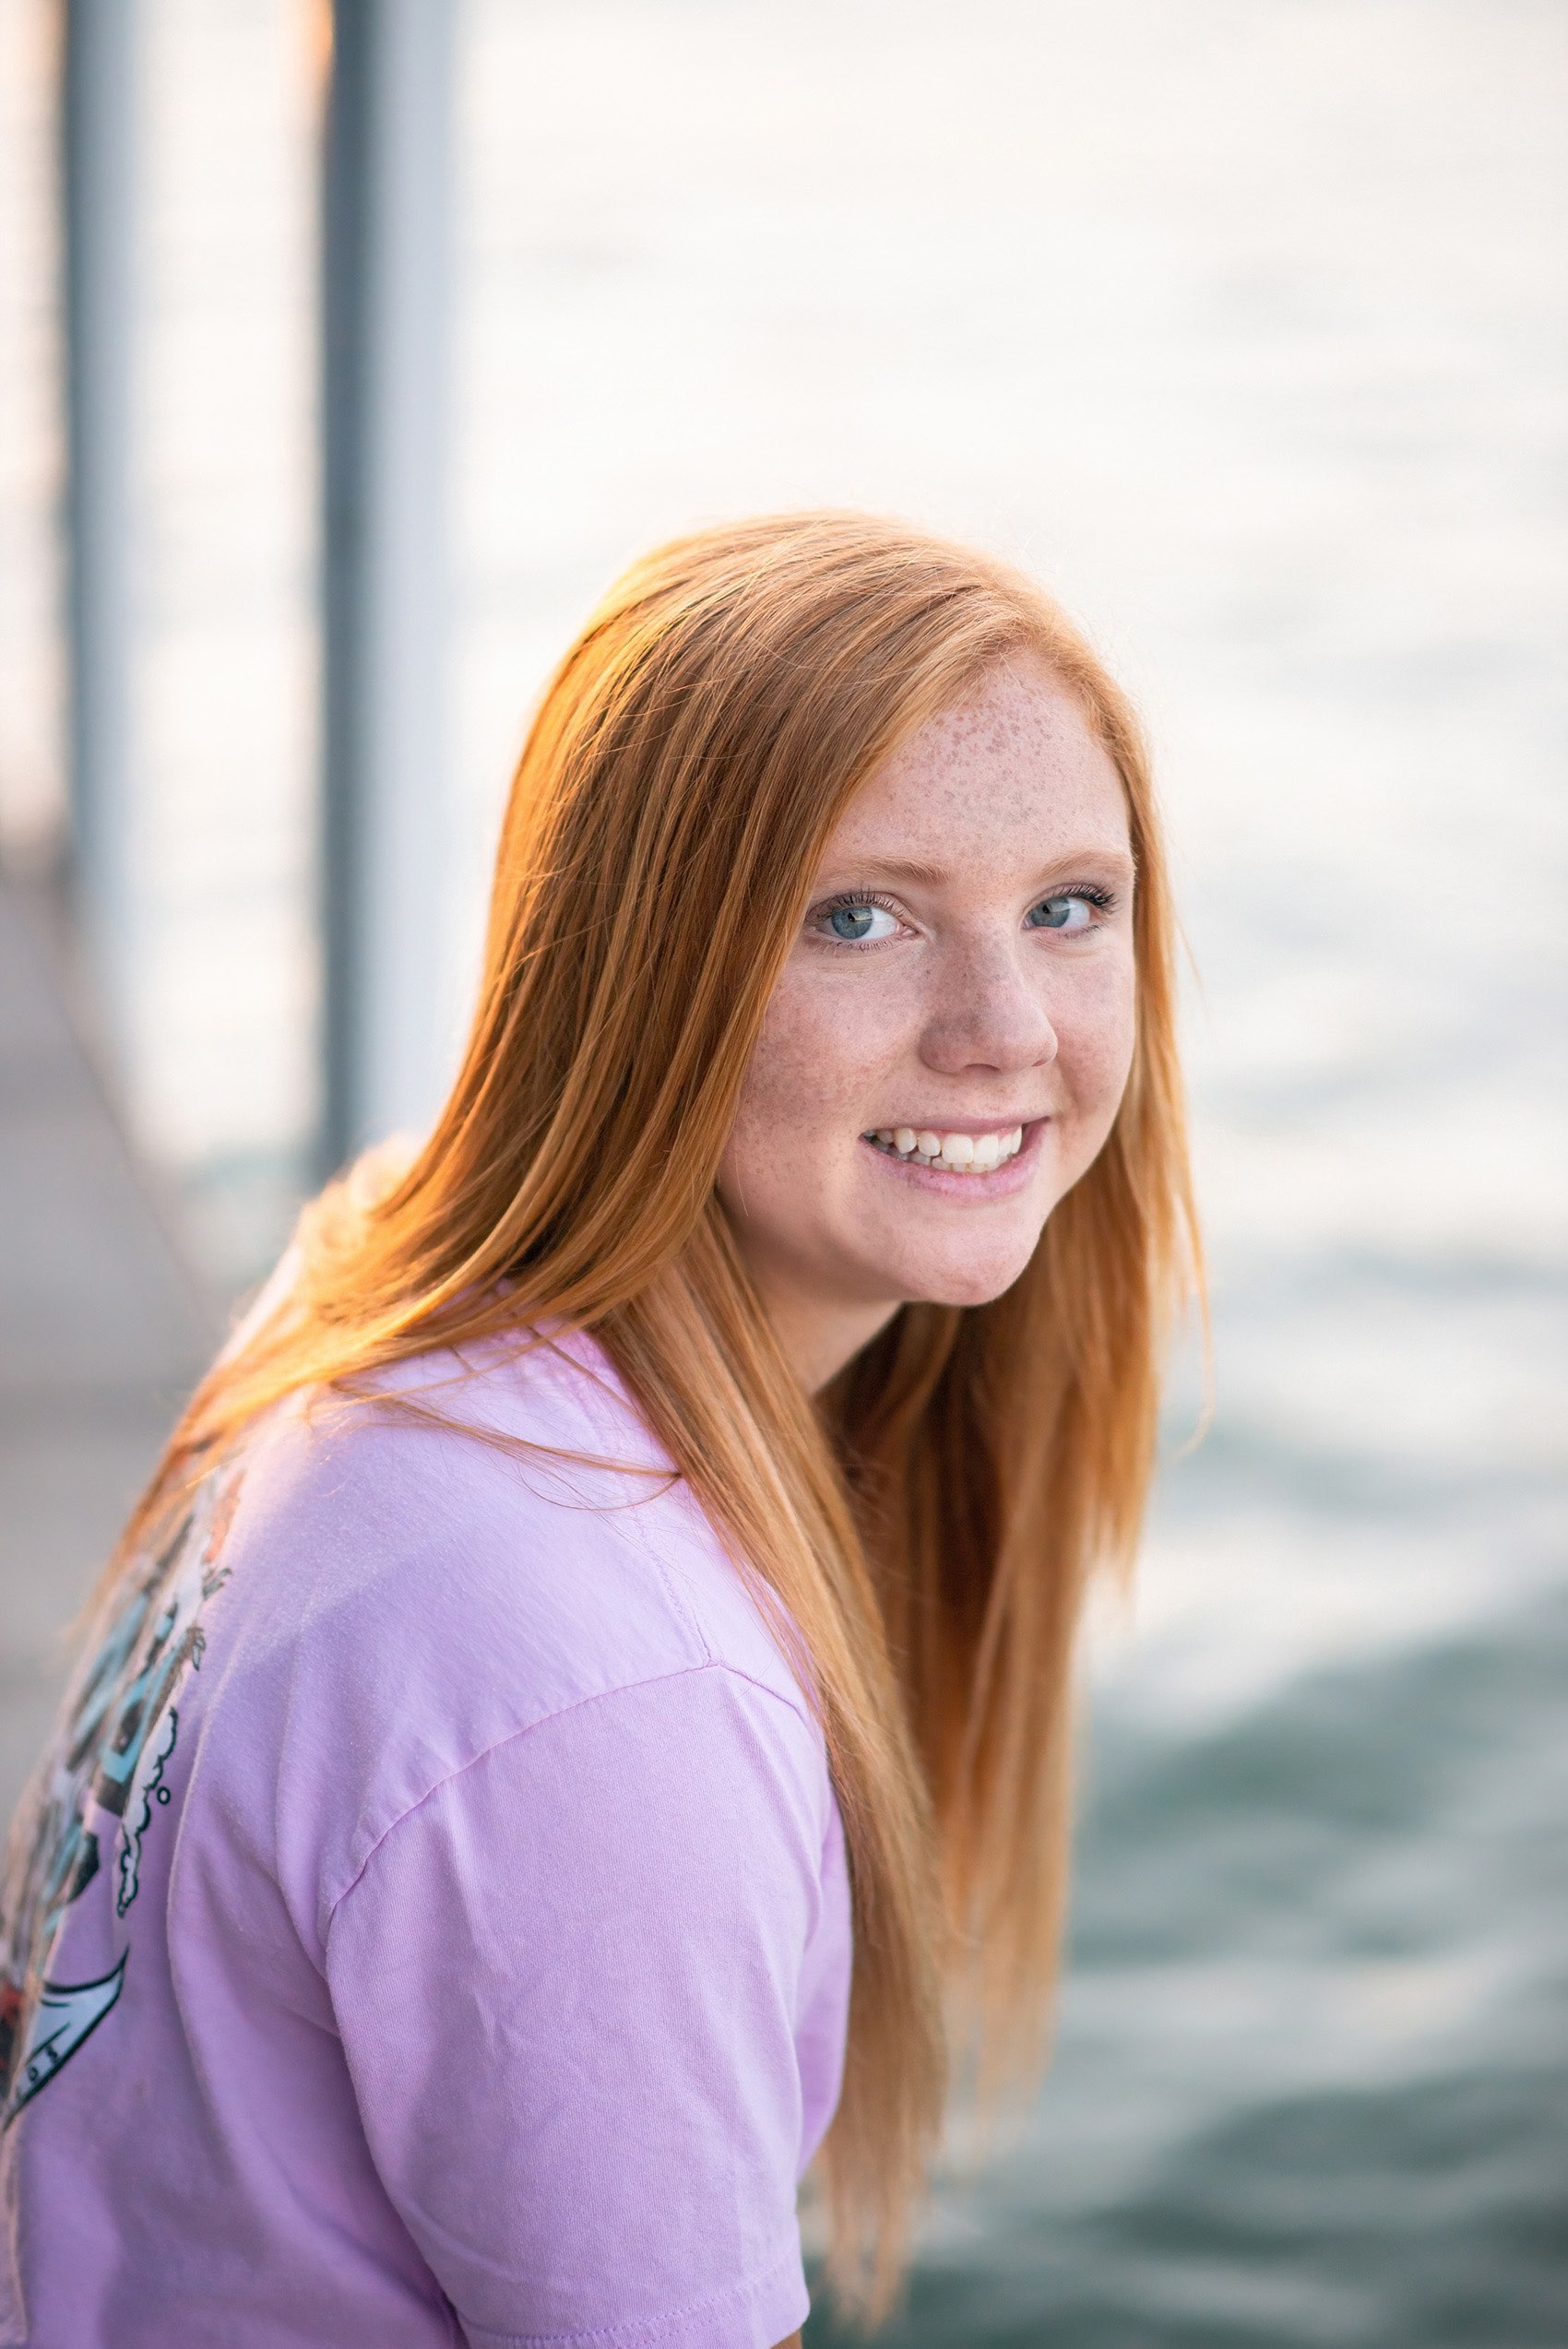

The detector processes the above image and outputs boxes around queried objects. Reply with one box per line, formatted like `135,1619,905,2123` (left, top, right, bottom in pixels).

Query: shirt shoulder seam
326,1659,820,1926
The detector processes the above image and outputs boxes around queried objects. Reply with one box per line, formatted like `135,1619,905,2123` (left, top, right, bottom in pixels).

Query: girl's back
1,1329,849,2348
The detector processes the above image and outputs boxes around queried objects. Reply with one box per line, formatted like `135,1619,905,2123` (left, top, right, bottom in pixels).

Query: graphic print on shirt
0,1460,244,2126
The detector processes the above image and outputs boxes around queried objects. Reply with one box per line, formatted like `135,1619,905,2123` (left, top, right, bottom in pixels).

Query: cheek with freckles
1050,961,1139,1175
719,968,885,1211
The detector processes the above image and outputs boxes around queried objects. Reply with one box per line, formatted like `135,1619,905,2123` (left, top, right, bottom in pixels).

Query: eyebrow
839,856,949,888
818,848,1135,890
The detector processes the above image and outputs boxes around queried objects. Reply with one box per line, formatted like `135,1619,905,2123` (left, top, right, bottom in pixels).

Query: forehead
823,656,1130,875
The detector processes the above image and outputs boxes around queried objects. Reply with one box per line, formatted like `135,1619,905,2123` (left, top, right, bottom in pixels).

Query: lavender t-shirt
0,1329,850,2348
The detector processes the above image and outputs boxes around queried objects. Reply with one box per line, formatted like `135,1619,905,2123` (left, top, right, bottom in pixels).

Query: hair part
101,511,1202,2319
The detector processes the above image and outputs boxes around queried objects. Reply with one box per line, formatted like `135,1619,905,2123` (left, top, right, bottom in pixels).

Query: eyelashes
807,883,1119,947
813,892,904,946
1024,884,1119,935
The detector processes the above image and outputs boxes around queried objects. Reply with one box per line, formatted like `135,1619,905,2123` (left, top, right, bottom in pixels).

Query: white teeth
868,1122,1029,1171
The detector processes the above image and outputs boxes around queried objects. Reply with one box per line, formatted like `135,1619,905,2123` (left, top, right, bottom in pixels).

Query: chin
895,1245,1039,1311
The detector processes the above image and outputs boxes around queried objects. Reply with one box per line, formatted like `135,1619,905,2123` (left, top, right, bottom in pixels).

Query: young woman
0,512,1198,2347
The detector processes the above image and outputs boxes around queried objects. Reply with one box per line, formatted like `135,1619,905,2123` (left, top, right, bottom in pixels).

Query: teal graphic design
0,1462,244,2126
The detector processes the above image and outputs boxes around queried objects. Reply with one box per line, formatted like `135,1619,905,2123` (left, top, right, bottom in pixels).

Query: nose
917,935,1059,1080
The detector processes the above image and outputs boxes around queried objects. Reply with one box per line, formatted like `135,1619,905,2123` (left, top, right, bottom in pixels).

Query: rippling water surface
810,1299,1568,2343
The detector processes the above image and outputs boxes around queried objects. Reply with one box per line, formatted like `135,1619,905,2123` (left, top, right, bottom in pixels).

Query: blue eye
820,901,898,943
1026,892,1099,932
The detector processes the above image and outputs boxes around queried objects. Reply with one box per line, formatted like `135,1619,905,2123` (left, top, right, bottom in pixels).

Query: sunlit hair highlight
108,512,1201,2320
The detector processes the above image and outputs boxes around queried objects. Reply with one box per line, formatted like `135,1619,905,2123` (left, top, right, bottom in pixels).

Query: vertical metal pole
319,0,455,1176
60,0,139,1025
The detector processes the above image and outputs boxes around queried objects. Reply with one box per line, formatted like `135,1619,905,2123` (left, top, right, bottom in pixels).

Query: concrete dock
0,868,214,1823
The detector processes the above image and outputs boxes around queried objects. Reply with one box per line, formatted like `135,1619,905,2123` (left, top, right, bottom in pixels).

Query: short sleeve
325,1665,830,2349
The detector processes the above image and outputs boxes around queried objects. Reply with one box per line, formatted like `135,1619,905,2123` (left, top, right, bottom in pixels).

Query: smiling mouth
861,1123,1027,1174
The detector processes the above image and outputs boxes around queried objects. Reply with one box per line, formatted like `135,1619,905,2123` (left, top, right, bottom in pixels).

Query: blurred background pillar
60,0,140,1032
320,0,456,1177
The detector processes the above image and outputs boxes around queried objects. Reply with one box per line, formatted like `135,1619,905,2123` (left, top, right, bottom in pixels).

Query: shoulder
196,1328,820,1892
227,1328,705,1671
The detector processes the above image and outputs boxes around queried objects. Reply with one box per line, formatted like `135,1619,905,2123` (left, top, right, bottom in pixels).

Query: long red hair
109,512,1200,2317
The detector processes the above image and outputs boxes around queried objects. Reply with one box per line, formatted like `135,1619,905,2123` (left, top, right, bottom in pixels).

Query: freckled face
717,657,1137,1380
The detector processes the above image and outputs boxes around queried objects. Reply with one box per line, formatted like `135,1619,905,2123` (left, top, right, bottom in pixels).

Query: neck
760,1288,903,1396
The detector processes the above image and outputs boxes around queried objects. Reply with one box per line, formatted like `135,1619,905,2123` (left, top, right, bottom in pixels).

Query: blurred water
806,1296,1568,2343
3,1,1566,2341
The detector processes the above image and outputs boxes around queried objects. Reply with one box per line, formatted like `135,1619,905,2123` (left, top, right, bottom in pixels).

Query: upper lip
866,1115,1044,1134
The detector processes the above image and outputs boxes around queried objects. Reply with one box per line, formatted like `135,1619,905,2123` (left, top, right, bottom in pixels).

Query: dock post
319,0,456,1176
60,0,140,1035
